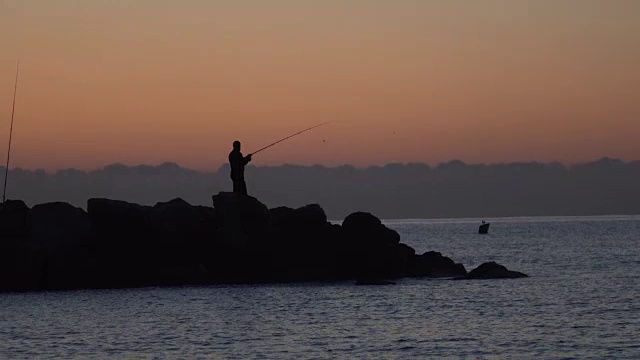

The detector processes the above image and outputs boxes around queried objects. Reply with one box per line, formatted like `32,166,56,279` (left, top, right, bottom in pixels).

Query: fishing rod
249,121,333,156
3,61,19,204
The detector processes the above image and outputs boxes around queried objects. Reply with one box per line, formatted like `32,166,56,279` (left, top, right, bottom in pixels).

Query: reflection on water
1,216,639,358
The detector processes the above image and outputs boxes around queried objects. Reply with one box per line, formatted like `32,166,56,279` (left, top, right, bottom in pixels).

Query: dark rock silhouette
456,261,528,280
260,202,340,281
31,202,90,250
0,193,528,292
411,251,467,277
87,198,216,288
341,212,405,280
0,199,29,240
212,192,269,249
30,202,92,289
0,200,38,291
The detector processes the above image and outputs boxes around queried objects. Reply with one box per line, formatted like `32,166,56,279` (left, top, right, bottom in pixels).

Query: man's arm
242,153,252,165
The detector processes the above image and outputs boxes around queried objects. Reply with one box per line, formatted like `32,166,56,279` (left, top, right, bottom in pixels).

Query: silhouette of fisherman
229,140,252,195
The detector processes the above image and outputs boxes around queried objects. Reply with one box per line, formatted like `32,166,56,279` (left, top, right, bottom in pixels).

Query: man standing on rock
229,140,252,196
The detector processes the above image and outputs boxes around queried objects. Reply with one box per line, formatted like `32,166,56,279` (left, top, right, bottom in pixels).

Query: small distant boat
478,221,490,234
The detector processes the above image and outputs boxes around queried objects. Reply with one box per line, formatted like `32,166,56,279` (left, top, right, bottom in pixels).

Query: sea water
1,216,639,358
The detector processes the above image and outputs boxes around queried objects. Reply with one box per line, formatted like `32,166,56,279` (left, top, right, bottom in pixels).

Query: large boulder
87,198,152,239
0,199,30,241
392,243,417,275
259,204,340,281
29,202,93,289
411,251,467,277
267,204,329,240
268,206,295,231
457,261,528,279
86,198,155,287
149,198,218,266
212,192,269,249
340,212,404,279
150,198,217,241
290,204,327,228
342,212,400,246
86,197,217,287
30,202,90,251
0,200,38,291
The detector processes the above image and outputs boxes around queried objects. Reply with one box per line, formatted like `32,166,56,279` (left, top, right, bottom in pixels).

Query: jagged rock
411,251,467,277
259,204,340,281
86,197,155,261
152,198,198,232
397,243,416,258
150,198,217,242
0,194,526,291
85,198,155,287
149,198,218,271
212,192,269,249
30,202,90,251
0,200,37,291
290,204,327,228
341,212,406,279
342,212,400,246
268,206,295,229
0,199,30,241
86,197,219,285
389,243,417,277
457,261,527,279
87,198,152,239
267,204,329,238
29,202,94,289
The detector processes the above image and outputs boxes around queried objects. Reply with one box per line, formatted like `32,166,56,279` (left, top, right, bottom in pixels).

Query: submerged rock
456,261,528,280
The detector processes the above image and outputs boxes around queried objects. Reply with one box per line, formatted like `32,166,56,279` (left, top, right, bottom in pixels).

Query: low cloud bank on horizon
2,157,639,219
5,157,640,173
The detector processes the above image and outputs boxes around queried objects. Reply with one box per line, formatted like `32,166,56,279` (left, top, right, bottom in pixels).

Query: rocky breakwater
0,193,527,292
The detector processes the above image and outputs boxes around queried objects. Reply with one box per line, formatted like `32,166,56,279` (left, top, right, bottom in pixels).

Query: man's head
233,140,241,151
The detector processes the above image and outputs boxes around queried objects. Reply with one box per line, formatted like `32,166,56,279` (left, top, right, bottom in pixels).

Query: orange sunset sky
1,0,639,171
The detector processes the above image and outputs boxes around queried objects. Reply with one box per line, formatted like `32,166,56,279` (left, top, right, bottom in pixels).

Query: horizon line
1,156,638,174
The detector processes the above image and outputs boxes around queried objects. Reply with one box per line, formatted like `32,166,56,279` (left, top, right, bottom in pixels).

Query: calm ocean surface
2,216,639,358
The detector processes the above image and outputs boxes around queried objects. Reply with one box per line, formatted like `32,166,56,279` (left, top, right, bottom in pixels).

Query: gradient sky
1,0,639,171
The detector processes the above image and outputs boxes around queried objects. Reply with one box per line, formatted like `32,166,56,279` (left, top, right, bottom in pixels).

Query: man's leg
232,178,240,194
241,179,248,196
